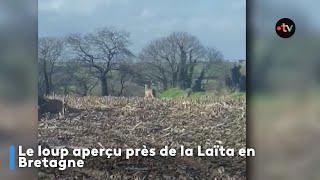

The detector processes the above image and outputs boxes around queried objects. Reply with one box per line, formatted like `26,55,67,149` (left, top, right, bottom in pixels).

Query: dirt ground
38,96,246,179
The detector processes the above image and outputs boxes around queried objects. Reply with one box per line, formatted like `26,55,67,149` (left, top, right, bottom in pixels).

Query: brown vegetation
38,96,246,179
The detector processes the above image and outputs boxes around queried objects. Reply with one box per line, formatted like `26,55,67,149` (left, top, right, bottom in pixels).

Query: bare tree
38,37,64,95
167,32,205,89
192,47,224,91
108,62,134,96
66,27,132,96
139,37,181,89
140,32,205,90
117,63,134,96
64,61,98,96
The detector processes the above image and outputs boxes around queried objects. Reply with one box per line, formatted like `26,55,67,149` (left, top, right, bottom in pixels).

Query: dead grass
39,96,246,179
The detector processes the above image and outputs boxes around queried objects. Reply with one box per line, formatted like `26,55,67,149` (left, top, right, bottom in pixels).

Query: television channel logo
275,18,296,38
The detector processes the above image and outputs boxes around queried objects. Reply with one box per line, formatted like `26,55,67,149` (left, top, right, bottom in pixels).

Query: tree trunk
178,49,187,89
43,61,50,95
100,74,108,96
192,68,205,92
119,78,125,96
83,84,88,96
172,71,178,87
186,64,195,88
49,74,53,94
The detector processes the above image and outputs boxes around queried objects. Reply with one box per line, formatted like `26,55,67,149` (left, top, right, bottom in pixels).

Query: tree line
38,27,245,97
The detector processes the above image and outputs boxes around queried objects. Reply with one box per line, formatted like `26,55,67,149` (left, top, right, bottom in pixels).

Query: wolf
144,82,155,98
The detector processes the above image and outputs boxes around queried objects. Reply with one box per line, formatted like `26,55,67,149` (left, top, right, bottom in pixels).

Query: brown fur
145,83,155,98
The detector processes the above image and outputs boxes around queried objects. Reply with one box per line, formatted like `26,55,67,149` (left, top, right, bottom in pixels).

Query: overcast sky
39,0,246,60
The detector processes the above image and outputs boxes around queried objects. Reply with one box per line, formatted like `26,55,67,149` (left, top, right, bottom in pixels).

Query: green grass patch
160,87,246,99
230,92,246,100
160,88,186,98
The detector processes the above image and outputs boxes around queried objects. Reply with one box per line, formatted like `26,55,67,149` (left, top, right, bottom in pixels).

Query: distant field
159,88,246,99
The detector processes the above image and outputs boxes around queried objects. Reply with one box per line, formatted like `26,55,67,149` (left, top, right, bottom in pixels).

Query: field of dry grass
39,96,246,179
